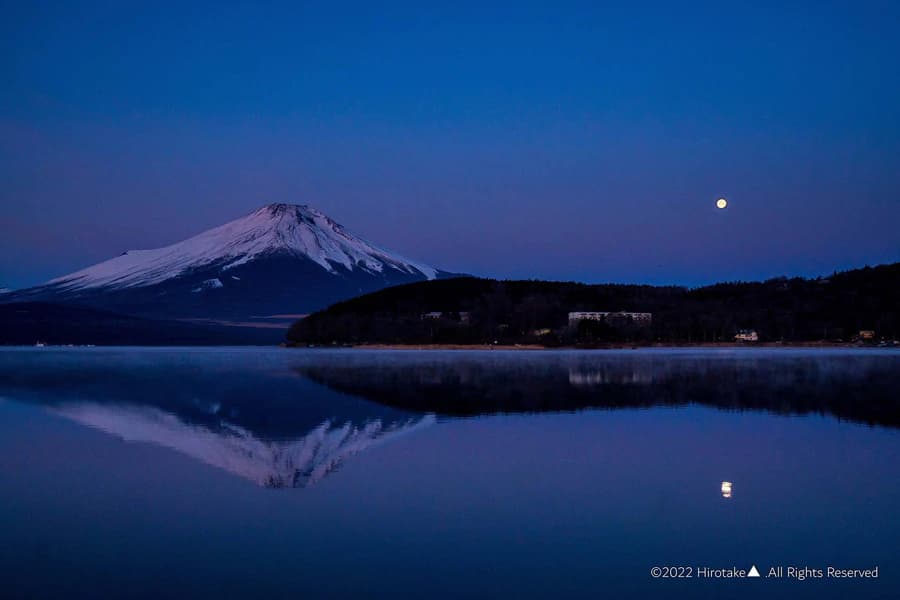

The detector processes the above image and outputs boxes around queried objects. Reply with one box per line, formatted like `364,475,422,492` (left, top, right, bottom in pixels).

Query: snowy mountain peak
46,203,439,292
262,202,315,216
255,202,329,223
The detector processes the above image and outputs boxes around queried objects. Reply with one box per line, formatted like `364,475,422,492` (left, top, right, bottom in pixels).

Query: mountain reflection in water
0,349,435,488
53,402,434,488
1,348,898,491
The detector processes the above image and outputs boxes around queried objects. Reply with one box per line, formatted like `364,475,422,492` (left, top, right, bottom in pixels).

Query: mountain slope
0,302,283,345
5,204,458,321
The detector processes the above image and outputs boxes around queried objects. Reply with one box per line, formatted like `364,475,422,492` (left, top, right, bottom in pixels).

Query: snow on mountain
53,401,435,488
4,203,458,320
49,203,438,292
192,278,224,293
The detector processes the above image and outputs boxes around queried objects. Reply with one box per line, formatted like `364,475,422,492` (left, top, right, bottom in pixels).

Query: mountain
0,302,284,346
4,203,458,322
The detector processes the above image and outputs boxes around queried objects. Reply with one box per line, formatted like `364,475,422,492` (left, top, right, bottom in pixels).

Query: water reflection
295,351,900,427
568,366,654,385
52,402,434,488
0,349,434,488
721,481,733,499
1,348,898,599
1,348,898,491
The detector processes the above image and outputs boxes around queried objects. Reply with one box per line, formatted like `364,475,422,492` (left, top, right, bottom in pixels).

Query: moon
716,198,728,209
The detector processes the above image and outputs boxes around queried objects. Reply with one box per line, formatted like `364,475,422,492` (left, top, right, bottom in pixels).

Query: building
421,311,471,324
734,329,759,342
568,311,652,326
858,330,876,341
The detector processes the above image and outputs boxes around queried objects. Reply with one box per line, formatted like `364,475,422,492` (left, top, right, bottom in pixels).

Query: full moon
716,198,728,209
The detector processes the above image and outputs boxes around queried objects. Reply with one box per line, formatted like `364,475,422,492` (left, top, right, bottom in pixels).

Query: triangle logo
748,565,761,578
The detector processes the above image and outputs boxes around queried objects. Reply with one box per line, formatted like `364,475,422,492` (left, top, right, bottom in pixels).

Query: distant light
716,198,728,209
721,481,733,498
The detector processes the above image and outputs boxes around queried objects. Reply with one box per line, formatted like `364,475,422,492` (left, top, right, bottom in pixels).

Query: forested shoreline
287,263,900,346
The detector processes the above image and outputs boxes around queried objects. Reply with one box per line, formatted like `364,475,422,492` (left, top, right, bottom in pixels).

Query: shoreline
293,341,894,351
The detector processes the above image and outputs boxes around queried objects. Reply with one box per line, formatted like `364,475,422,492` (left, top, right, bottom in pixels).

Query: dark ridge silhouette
288,262,900,346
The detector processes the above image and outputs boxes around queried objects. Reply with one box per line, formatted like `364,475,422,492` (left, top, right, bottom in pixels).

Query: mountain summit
7,203,457,321
48,203,439,290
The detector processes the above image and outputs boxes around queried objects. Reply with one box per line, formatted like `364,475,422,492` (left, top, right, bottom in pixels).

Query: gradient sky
2,1,899,289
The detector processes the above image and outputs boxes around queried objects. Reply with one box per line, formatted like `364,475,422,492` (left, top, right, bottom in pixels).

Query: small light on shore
721,481,733,498
716,198,728,209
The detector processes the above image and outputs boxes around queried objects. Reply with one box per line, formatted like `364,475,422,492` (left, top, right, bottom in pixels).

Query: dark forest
288,263,900,346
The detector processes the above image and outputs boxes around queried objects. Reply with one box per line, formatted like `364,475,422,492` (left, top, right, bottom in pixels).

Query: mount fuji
6,203,460,322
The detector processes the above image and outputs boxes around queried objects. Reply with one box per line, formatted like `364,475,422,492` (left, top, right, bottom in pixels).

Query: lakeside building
421,311,471,323
567,311,652,326
734,329,759,342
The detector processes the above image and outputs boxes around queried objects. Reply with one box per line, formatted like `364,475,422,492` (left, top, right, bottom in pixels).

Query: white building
734,329,759,342
568,311,652,326
421,311,471,323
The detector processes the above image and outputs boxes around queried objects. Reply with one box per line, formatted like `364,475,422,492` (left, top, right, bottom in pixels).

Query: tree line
287,263,900,346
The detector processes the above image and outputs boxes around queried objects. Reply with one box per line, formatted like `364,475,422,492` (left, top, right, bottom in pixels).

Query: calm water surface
0,347,898,599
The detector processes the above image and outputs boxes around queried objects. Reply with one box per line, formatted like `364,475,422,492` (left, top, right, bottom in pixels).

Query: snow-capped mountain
6,203,459,321
50,203,440,290
51,401,435,488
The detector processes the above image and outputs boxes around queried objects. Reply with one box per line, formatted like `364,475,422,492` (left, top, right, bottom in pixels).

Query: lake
0,347,898,599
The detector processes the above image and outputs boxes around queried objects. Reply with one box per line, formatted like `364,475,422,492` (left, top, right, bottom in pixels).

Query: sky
2,0,899,289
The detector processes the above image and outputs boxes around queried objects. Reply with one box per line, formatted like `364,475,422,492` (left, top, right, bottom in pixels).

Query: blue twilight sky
1,1,899,289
